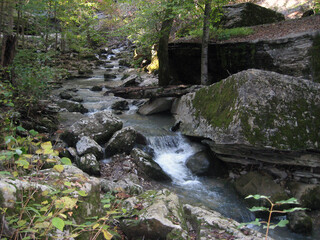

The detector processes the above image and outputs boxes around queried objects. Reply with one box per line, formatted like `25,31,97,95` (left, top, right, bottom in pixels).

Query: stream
54,46,318,240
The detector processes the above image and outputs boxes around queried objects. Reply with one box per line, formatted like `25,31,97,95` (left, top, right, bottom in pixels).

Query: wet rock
76,136,103,160
61,110,123,146
70,96,83,103
288,211,313,234
59,91,73,100
234,171,288,208
105,64,114,69
300,186,320,210
174,69,320,167
138,97,174,115
78,69,93,75
104,73,117,80
91,85,103,92
121,189,186,239
56,100,88,113
130,148,170,181
221,2,285,29
105,127,137,157
77,153,100,176
186,150,212,176
111,100,129,111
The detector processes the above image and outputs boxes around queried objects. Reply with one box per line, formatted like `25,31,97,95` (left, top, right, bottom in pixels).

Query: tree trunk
158,10,174,86
201,0,211,85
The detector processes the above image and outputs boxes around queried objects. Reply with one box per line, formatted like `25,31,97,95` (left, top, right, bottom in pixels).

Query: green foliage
238,194,307,240
0,125,126,239
214,27,254,40
13,49,56,102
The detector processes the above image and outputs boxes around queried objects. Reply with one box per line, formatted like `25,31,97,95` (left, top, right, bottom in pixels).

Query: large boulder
121,189,264,240
186,150,213,176
138,97,175,115
288,211,313,234
61,110,123,146
183,204,265,240
173,69,320,167
220,3,285,29
131,148,170,181
121,189,187,239
76,136,103,160
105,127,137,157
234,171,288,208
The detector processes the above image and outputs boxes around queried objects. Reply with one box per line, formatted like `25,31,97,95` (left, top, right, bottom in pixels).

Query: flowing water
55,47,319,240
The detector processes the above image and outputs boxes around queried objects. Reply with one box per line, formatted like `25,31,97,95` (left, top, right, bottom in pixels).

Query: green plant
238,195,306,240
0,127,126,239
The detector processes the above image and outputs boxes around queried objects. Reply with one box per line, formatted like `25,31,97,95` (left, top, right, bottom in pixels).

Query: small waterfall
147,134,202,187
147,132,254,222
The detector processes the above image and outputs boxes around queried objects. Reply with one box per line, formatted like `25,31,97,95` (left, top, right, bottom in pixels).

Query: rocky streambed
1,41,319,239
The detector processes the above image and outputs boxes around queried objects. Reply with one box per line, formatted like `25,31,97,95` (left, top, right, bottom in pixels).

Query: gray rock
105,127,137,157
57,100,88,113
91,86,103,92
234,171,288,208
131,148,170,181
76,136,103,160
111,100,129,111
138,97,174,115
221,3,285,28
288,211,313,234
183,204,266,240
174,69,320,167
101,174,143,195
77,153,100,176
121,189,186,239
104,73,117,80
300,185,320,210
61,110,123,146
186,150,212,176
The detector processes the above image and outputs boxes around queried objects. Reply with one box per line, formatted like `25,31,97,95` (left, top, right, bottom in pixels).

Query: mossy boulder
174,69,320,167
105,127,137,157
221,2,285,29
234,171,288,208
301,186,320,210
61,110,123,146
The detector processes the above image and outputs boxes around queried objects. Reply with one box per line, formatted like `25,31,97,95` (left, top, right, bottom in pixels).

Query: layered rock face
169,31,320,84
173,69,320,167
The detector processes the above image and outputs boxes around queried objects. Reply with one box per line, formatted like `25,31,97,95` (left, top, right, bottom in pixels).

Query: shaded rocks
61,110,123,146
138,97,174,115
221,2,285,29
105,127,137,157
288,211,313,234
174,69,320,167
185,150,212,176
300,186,320,210
234,171,288,207
131,148,170,181
56,100,88,113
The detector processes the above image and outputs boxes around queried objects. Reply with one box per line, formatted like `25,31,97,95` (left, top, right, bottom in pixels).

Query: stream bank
45,41,319,239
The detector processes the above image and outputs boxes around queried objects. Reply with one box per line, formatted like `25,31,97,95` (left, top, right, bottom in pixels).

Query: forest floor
175,14,320,44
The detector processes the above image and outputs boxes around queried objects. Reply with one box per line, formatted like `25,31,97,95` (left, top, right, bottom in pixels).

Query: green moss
240,96,320,150
192,77,239,129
